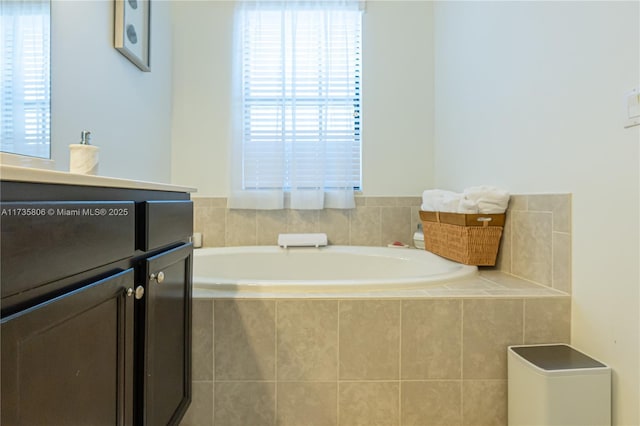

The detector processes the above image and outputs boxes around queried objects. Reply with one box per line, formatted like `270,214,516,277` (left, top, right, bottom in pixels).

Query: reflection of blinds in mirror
0,0,51,159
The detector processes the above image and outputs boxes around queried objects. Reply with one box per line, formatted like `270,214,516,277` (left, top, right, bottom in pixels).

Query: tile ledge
478,271,570,296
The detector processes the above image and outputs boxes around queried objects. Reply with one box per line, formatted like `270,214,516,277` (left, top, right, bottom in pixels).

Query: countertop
0,165,197,193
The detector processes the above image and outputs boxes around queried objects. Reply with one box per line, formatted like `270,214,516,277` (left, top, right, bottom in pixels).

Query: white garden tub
193,246,477,294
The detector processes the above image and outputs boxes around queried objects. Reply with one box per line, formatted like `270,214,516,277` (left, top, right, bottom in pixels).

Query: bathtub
193,245,477,294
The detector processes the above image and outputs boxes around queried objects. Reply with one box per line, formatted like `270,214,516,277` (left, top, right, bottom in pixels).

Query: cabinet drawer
140,201,193,251
0,201,135,299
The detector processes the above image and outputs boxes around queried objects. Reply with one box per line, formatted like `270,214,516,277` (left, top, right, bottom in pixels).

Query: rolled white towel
421,189,458,211
422,189,480,213
458,198,479,214
463,185,510,214
438,194,461,213
441,193,479,213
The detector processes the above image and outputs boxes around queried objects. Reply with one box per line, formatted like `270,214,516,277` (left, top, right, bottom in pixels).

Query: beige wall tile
496,193,571,281
179,381,213,426
508,195,528,211
365,197,398,207
350,206,381,246
339,382,399,426
396,196,422,207
186,295,554,426
195,206,226,247
287,210,319,233
463,299,523,379
445,277,502,290
401,300,462,379
191,197,208,209
553,196,571,233
257,209,287,246
192,197,227,209
214,300,276,380
495,211,512,273
479,271,541,289
411,206,422,247
277,382,337,426
210,197,228,208
381,206,412,246
462,380,507,426
277,301,338,381
401,381,461,426
214,382,275,426
192,300,213,381
511,211,552,286
355,196,366,207
191,197,207,209
319,209,351,245
226,209,257,246
527,194,571,233
524,297,571,344
553,232,572,293
339,300,400,379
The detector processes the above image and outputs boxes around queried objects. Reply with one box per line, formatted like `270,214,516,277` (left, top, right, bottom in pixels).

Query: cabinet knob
135,285,145,300
126,288,134,297
150,271,165,284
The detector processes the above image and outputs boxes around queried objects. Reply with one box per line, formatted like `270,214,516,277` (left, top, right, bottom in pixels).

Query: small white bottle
69,130,99,175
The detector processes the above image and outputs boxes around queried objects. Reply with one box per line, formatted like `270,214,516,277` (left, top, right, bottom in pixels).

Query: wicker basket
419,210,505,266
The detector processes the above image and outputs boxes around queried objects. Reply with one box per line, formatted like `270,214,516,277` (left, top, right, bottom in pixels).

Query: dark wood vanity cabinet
0,181,193,426
1,269,136,426
139,244,192,425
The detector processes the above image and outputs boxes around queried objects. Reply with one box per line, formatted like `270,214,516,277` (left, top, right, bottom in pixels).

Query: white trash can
508,344,611,426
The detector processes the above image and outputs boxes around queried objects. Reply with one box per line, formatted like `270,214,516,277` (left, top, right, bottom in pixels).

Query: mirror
0,0,51,159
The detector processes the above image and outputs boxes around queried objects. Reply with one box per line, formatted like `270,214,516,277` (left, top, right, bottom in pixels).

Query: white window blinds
229,1,362,210
0,0,50,159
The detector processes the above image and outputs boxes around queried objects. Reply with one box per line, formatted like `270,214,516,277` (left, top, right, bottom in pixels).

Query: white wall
51,0,173,183
171,1,435,197
361,1,434,196
434,2,639,424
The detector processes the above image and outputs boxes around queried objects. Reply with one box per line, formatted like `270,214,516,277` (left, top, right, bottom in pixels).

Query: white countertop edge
0,165,197,193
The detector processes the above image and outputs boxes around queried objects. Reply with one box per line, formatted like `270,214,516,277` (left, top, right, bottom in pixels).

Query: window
229,1,362,210
0,0,51,159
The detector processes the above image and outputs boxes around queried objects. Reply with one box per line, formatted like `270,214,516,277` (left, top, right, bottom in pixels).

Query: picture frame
114,0,150,72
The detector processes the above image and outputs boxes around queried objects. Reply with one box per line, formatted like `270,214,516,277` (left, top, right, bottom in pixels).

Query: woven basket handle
477,217,492,227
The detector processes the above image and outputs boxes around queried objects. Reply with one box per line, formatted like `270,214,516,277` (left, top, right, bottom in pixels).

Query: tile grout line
398,300,403,426
223,208,228,247
508,207,513,273
522,299,526,345
551,210,556,290
347,209,352,246
274,300,278,426
460,299,465,424
337,299,341,426
378,206,382,247
212,300,216,424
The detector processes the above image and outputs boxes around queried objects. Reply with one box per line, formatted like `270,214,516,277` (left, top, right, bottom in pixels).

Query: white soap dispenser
69,130,99,175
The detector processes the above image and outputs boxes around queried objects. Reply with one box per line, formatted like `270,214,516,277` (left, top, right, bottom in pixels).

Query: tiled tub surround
181,286,570,426
494,194,571,293
193,196,424,249
192,193,571,292
184,193,572,425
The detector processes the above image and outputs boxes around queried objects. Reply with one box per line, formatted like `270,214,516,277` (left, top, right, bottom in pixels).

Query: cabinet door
140,244,192,425
1,269,135,426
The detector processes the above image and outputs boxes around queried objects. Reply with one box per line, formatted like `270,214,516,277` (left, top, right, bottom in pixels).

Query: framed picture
114,0,150,71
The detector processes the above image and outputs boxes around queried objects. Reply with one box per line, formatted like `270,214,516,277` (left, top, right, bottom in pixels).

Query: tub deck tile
193,271,567,299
